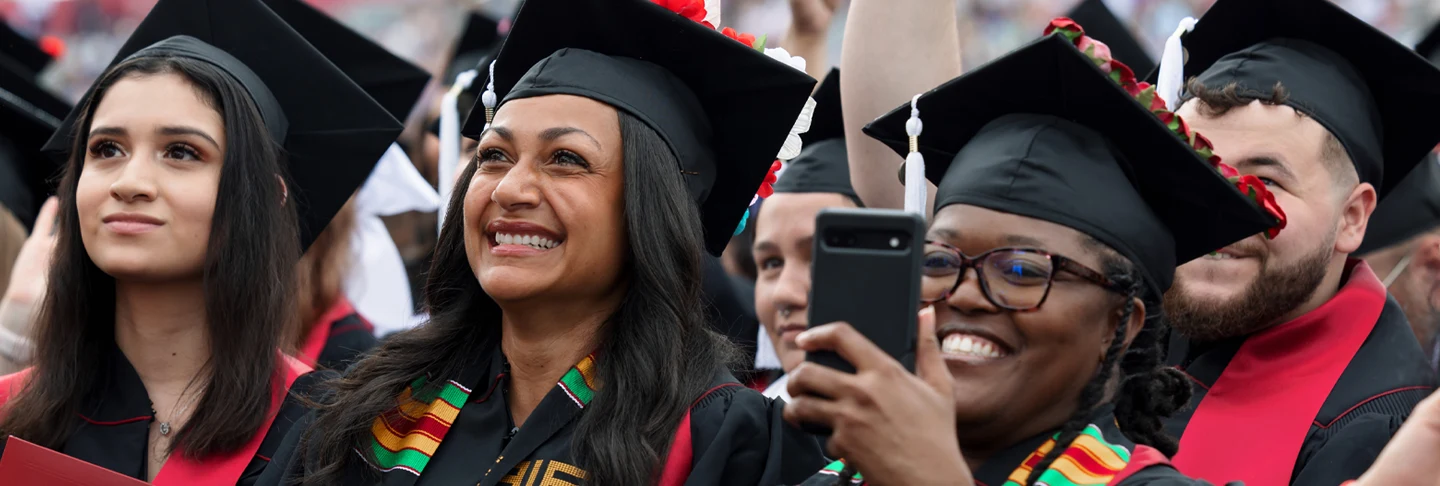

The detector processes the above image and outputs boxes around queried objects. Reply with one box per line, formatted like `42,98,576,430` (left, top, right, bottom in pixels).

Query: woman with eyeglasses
782,24,1285,486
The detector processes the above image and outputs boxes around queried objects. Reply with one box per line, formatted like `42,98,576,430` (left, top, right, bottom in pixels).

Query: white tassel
1158,16,1197,112
437,66,483,237
903,95,926,215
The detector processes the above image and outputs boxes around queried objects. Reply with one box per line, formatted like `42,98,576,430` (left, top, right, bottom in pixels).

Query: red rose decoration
1231,174,1287,239
1045,18,1085,43
721,27,756,48
757,160,782,198
653,0,712,28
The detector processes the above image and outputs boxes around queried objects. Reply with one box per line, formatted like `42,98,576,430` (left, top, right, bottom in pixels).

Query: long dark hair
1021,239,1190,486
0,55,299,459
299,110,736,485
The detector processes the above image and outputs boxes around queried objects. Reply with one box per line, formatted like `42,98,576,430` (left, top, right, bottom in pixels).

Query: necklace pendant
159,422,171,436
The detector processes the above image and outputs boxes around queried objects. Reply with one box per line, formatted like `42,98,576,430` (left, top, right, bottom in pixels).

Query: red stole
152,354,310,485
297,297,356,367
0,355,311,485
1172,260,1386,485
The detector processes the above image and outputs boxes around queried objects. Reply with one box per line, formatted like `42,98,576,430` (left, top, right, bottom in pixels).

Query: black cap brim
0,21,52,76
865,34,1275,287
262,0,431,122
0,53,70,229
38,0,402,251
799,68,842,147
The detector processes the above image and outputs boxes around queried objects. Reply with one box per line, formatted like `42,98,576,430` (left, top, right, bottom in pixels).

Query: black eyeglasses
921,240,1127,311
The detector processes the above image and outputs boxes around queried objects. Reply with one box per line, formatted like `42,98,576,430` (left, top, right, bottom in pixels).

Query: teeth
1204,253,1235,260
941,333,1005,359
495,233,560,250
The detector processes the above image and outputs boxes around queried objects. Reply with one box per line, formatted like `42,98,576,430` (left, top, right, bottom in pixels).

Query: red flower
721,27,756,48
1215,161,1240,179
757,160,782,198
1232,174,1287,239
1045,18,1085,42
1078,36,1115,64
652,0,712,28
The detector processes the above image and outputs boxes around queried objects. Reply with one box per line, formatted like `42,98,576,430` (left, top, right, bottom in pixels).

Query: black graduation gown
299,296,378,372
0,347,325,485
260,347,828,485
795,411,1208,486
1165,265,1437,485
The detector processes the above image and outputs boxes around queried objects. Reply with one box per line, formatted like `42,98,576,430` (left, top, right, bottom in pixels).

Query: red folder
0,436,149,485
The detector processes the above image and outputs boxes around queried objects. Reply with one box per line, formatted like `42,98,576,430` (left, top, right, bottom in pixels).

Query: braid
1024,277,1136,486
1113,299,1191,456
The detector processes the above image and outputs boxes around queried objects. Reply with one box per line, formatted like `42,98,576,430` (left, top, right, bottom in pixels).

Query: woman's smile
485,219,566,257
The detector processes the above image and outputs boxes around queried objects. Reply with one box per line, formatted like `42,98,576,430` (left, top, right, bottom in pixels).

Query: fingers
31,197,59,238
913,305,951,392
781,394,845,430
786,361,866,401
796,322,896,372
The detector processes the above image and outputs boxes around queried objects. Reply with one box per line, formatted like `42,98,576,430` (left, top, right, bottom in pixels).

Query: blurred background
6,0,1439,110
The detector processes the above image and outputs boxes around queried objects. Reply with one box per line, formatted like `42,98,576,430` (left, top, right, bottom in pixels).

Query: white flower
764,47,807,73
703,0,721,28
777,96,815,161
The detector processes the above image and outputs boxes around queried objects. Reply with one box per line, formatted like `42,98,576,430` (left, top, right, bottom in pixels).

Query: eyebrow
88,125,221,151
1232,155,1298,181
157,126,221,150
540,126,602,150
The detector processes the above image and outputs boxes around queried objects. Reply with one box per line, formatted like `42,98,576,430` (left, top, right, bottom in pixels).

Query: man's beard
1165,239,1332,342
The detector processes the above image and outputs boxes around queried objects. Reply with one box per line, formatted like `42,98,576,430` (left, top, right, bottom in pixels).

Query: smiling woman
260,1,824,485
0,0,402,484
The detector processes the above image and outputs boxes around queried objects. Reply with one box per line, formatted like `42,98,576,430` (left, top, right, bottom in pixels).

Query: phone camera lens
889,237,900,248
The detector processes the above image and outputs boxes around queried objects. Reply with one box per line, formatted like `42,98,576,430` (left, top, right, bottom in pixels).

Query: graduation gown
796,411,1208,486
0,346,319,485
1165,260,1437,485
297,296,378,372
260,346,828,485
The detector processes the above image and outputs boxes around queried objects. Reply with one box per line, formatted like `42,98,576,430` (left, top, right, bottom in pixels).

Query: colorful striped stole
1003,424,1132,486
361,376,473,475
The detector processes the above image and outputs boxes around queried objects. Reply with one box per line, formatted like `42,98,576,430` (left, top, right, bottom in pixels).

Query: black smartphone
806,208,925,374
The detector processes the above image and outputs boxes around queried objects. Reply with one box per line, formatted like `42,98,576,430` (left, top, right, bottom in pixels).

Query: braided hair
1022,240,1191,486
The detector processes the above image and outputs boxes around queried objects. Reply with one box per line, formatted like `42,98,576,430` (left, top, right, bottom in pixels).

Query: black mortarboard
262,0,431,122
0,48,69,229
39,0,402,251
1358,154,1440,255
866,34,1276,296
1417,20,1440,65
0,21,51,76
466,0,816,256
774,68,858,204
1066,0,1155,76
445,12,503,85
1155,0,1440,197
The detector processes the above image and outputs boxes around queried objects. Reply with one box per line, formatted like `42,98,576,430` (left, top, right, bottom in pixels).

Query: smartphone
806,208,925,374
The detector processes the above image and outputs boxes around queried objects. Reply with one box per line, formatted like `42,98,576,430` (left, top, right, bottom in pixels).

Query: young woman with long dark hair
0,0,402,483
259,1,826,485
784,26,1286,485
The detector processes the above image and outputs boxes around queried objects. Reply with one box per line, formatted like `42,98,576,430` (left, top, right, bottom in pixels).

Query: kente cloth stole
362,354,599,476
1002,424,1132,486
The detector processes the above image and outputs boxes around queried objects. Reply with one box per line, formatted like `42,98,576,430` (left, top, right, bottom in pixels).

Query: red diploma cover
0,436,149,485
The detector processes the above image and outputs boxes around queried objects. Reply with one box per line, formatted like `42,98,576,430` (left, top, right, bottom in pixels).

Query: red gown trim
297,296,357,367
152,354,311,486
1172,260,1386,485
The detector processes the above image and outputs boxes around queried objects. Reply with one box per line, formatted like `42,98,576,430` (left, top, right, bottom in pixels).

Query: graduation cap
39,0,402,251
1065,0,1155,76
1358,154,1440,255
0,44,70,229
445,12,504,86
1417,19,1440,65
1152,0,1440,197
773,68,858,205
865,34,1276,296
262,0,431,122
465,0,816,256
0,21,52,77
